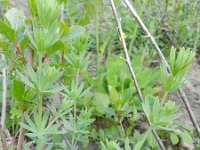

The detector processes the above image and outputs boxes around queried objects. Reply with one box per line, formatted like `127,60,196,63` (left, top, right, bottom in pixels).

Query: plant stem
38,93,43,124
95,1,100,73
72,69,79,146
123,0,200,138
38,52,43,123
36,141,42,150
109,1,166,149
37,52,43,150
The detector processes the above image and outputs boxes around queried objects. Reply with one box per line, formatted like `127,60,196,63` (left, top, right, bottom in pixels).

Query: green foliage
100,139,123,150
169,47,195,76
12,79,25,101
170,133,179,145
36,0,63,28
0,20,15,41
0,0,198,149
21,111,62,145
142,96,180,126
161,47,195,91
17,65,63,94
26,0,37,17
134,128,152,150
179,131,193,145
5,8,25,32
28,19,61,52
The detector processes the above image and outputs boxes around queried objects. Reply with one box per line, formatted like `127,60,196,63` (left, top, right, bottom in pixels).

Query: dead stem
123,0,200,138
0,125,7,150
109,0,166,149
1,52,6,128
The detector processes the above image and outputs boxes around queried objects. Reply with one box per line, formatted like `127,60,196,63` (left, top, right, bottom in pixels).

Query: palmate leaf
143,96,179,126
134,128,152,150
100,139,123,150
169,47,195,76
162,47,195,92
22,112,38,133
40,66,63,91
28,20,61,52
36,0,63,28
161,63,185,91
17,71,35,89
22,111,61,140
41,111,50,130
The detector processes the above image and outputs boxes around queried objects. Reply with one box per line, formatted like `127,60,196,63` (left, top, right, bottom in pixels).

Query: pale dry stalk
123,0,200,138
109,0,166,149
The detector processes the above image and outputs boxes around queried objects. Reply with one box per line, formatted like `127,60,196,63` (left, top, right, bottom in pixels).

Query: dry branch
0,125,7,150
109,0,166,149
123,0,200,138
1,53,7,129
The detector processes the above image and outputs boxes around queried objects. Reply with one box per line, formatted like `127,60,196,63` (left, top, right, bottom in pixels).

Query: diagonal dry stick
123,0,200,138
109,0,166,149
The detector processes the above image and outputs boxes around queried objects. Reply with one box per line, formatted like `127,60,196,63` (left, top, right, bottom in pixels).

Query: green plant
0,0,199,149
161,47,195,92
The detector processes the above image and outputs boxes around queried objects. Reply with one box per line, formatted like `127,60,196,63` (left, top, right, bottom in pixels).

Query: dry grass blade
109,0,166,149
123,0,200,138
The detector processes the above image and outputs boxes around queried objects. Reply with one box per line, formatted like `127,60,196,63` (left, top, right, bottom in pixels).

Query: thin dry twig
1,53,7,129
17,114,26,150
109,0,166,149
0,125,7,150
123,0,200,138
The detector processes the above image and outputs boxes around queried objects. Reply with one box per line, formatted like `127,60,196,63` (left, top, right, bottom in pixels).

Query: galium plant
0,0,198,149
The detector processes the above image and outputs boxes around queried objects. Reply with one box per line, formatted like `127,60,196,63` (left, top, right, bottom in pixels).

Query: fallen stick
123,0,200,138
109,0,166,149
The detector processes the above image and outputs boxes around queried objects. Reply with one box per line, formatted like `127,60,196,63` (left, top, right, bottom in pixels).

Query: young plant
21,111,62,148
161,47,195,92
